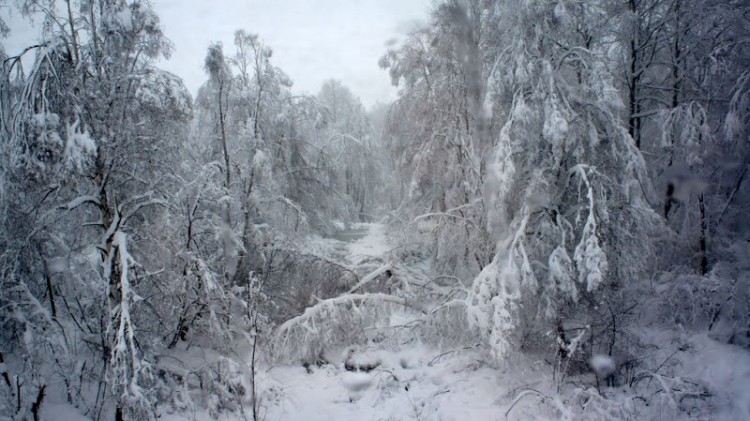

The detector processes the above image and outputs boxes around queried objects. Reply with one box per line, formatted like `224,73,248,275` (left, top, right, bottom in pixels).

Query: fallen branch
505,388,547,418
348,264,391,294
273,292,426,363
278,293,427,337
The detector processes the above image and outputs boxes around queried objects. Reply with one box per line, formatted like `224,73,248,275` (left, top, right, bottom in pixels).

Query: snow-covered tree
648,0,750,346
463,0,659,360
316,79,379,221
0,1,192,418
380,0,493,280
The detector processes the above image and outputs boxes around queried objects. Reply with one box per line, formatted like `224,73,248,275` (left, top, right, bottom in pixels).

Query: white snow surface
258,346,508,421
682,334,750,420
345,222,391,260
44,223,750,421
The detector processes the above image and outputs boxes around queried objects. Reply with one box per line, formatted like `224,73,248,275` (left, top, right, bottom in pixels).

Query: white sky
153,0,433,108
1,0,432,108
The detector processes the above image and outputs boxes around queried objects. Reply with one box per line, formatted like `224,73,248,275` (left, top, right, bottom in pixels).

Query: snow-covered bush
652,266,750,347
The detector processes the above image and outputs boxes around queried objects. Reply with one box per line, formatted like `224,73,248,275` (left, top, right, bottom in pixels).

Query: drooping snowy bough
466,0,660,361
271,291,427,364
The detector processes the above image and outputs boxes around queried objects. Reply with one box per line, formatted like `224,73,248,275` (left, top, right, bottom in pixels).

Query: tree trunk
219,81,231,191
31,385,46,421
699,194,708,275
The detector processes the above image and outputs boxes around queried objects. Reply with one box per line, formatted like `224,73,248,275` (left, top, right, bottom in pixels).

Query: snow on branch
408,211,478,229
466,212,536,359
59,195,101,211
570,165,608,292
724,70,750,147
63,119,97,171
348,264,390,294
272,292,426,363
105,231,151,412
280,293,427,332
256,195,309,228
119,191,167,226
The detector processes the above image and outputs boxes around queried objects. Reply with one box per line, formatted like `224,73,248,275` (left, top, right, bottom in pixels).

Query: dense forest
1,0,748,420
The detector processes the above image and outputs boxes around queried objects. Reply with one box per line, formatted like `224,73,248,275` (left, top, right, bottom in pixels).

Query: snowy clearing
157,224,750,421
345,223,392,263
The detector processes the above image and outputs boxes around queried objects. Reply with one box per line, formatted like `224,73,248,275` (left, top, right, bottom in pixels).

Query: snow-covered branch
272,292,426,362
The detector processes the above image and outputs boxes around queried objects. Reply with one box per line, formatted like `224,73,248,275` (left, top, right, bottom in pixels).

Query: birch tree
1,1,189,418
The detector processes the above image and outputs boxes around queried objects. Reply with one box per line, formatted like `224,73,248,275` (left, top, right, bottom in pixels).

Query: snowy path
343,223,391,262
259,223,511,421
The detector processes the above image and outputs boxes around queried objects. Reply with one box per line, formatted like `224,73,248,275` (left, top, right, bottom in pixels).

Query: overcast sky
2,0,432,108
160,0,434,108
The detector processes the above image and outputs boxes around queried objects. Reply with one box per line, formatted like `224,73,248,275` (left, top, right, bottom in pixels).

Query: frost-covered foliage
641,0,750,347
383,0,750,363
652,262,750,348
187,31,389,334
268,232,478,367
441,0,657,360
380,2,493,280
0,1,202,419
316,79,382,222
272,292,424,364
380,0,749,378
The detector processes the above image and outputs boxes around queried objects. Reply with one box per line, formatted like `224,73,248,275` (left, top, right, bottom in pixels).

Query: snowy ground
344,223,391,261
253,337,750,421
258,345,510,421
147,223,750,420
